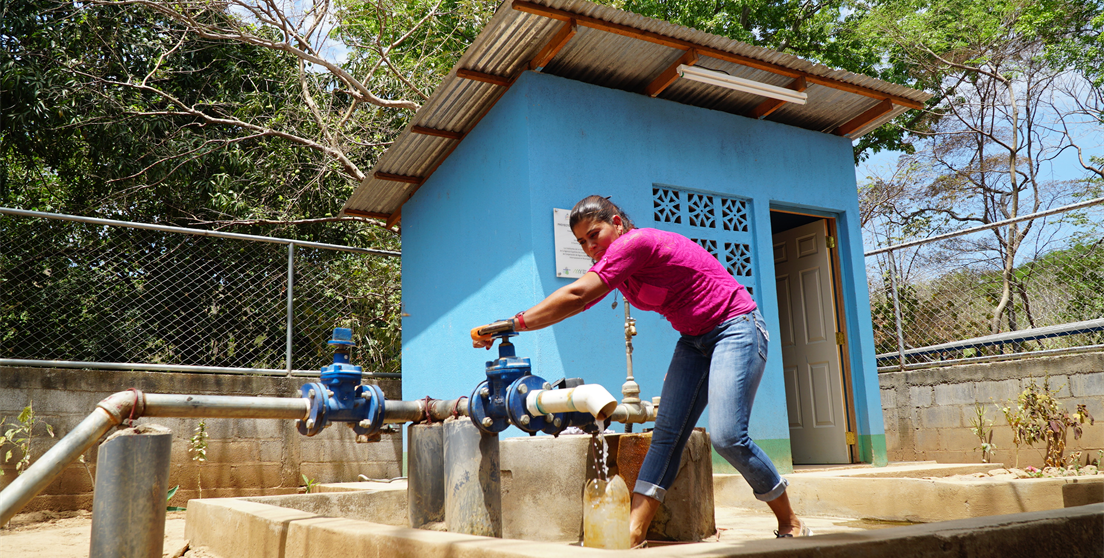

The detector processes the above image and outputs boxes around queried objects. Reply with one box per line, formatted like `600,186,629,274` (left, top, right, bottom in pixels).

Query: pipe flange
506,375,563,435
352,384,385,437
469,380,508,434
297,382,328,436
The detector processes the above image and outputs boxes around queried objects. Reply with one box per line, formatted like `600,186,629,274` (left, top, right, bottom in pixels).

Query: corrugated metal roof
343,0,931,224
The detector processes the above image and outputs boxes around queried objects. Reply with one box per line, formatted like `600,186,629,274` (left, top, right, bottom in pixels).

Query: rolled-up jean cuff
634,479,666,502
755,477,789,502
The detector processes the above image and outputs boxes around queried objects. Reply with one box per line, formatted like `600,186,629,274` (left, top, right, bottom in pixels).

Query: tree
859,0,1103,335
1,0,414,373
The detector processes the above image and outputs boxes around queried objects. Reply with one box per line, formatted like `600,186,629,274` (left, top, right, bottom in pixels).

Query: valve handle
476,318,516,337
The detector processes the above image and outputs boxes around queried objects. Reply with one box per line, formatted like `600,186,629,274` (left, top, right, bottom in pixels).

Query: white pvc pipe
526,385,618,422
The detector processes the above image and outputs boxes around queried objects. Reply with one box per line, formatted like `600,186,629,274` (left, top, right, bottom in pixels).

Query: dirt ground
0,510,214,558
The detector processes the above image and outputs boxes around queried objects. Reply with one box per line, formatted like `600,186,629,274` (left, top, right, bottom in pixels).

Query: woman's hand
470,318,515,350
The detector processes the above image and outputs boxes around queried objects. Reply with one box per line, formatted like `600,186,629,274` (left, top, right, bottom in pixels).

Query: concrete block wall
0,367,402,514
879,352,1104,468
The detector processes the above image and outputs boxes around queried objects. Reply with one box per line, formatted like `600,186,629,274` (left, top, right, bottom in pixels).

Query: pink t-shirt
585,228,756,336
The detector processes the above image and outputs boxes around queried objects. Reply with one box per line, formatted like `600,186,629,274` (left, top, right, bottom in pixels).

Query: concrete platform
184,495,1103,558
717,462,1104,522
182,463,1104,557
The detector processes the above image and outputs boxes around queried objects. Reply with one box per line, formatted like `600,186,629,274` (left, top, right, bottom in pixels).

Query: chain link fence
866,198,1104,371
1,208,401,376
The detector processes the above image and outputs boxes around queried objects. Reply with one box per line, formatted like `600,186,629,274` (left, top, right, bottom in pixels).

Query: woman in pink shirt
472,196,808,545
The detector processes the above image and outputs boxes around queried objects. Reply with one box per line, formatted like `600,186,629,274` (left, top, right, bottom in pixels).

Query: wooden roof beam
342,208,391,221
530,19,577,70
834,98,894,137
746,76,807,119
457,69,511,86
644,49,698,97
411,125,463,140
511,0,923,110
385,207,402,229
374,171,425,185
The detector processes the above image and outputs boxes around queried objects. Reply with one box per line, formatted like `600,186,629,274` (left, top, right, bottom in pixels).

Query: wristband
514,311,527,331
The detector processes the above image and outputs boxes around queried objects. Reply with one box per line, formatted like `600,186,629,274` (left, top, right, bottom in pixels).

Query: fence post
286,242,295,377
886,248,907,371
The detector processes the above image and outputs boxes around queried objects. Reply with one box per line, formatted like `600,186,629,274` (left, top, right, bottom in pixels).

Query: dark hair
569,195,635,231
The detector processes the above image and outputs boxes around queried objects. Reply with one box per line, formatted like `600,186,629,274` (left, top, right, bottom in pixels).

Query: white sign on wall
553,208,593,279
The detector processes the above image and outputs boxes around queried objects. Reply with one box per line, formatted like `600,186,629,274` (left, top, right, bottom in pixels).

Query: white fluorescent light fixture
677,65,808,105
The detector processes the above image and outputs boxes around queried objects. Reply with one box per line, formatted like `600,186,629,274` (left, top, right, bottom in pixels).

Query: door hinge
846,431,857,445
826,236,836,249
835,331,846,345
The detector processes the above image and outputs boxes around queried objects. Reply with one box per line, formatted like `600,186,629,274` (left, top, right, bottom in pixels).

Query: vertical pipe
443,418,501,537
886,249,907,371
286,242,295,377
89,425,173,558
407,423,445,529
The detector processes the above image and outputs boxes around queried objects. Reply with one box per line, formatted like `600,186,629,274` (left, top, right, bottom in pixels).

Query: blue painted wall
402,71,884,463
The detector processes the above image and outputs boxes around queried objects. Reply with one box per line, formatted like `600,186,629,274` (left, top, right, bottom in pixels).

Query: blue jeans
634,309,788,502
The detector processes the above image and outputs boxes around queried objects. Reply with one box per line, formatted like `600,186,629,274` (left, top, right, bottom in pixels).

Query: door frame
769,207,858,464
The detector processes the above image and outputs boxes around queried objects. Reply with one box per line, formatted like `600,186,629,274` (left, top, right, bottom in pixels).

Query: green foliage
1002,377,1096,469
969,403,996,464
2,0,405,374
166,485,187,511
301,474,319,494
0,402,56,476
190,420,209,463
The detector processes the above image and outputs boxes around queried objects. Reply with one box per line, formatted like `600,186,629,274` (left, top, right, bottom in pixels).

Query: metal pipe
89,425,173,558
0,406,119,527
607,401,656,425
863,196,1104,256
0,207,401,257
0,391,310,526
286,243,296,377
384,397,469,424
886,249,907,371
526,384,617,421
143,394,309,420
0,358,401,378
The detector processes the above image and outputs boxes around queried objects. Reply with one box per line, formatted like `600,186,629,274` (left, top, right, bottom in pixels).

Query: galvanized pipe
89,425,173,558
286,243,296,377
384,397,469,424
0,405,119,527
143,394,309,420
0,390,310,526
607,401,656,425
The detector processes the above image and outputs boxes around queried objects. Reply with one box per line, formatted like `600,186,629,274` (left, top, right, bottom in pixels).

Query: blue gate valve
469,330,530,434
298,328,385,439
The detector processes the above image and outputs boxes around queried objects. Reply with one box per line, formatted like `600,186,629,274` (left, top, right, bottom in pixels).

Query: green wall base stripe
711,438,793,475
859,434,888,466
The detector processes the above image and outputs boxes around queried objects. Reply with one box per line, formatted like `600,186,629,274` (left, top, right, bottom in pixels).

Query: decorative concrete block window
651,186,757,299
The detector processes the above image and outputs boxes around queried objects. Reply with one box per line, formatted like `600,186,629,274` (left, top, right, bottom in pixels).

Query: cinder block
910,385,933,407
914,428,940,453
1069,372,1104,398
940,428,983,454
300,461,401,483
880,388,897,410
977,379,1022,404
934,383,976,406
921,406,962,429
1046,375,1072,398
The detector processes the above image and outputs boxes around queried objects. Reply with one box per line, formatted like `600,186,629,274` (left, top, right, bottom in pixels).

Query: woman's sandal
774,522,812,538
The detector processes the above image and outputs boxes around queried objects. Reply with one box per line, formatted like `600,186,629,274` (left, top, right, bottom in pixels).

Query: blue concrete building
343,0,930,470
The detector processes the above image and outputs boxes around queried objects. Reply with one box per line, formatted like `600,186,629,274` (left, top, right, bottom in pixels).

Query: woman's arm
472,272,610,348
522,271,610,330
